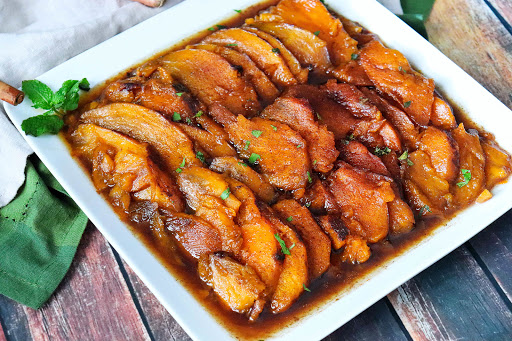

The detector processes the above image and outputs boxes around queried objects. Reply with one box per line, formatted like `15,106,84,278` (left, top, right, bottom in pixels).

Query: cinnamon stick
0,81,24,106
130,0,165,7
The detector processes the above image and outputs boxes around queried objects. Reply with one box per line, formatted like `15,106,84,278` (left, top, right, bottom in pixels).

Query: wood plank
486,0,512,28
426,0,512,108
0,296,33,341
3,225,151,341
323,299,410,341
388,246,512,340
120,259,192,341
469,209,512,302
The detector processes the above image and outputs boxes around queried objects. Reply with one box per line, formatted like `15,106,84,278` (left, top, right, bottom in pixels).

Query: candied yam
165,213,222,259
202,28,297,87
418,127,459,182
211,157,276,203
451,124,485,206
339,141,390,176
359,40,435,127
482,140,512,188
177,123,237,158
193,43,280,104
332,60,373,86
431,97,457,130
101,77,142,104
160,49,260,116
260,206,308,314
81,103,200,172
361,87,420,150
262,0,358,66
197,114,231,141
316,215,349,250
248,21,332,72
327,162,394,243
341,235,371,264
302,179,340,214
273,199,331,279
261,97,339,172
324,81,381,120
388,196,415,235
476,189,493,203
243,27,308,83
198,254,266,315
403,180,442,218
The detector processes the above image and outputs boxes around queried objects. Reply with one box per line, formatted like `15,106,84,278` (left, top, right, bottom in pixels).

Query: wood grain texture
487,0,512,27
0,296,32,341
388,246,512,340
426,0,512,107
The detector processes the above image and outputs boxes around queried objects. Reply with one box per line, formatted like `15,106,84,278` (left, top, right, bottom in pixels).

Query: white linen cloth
0,0,401,207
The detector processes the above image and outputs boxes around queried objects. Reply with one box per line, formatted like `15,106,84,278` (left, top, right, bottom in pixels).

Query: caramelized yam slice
339,141,390,176
361,87,420,150
160,49,260,116
202,28,297,87
101,77,143,104
327,162,394,242
451,124,485,206
243,27,308,83
198,254,266,315
359,41,435,127
403,179,442,218
418,127,459,182
341,235,371,264
261,0,358,66
302,179,340,214
388,196,415,235
193,43,279,104
273,199,331,279
227,179,282,291
316,215,349,250
249,21,332,72
324,81,381,120
332,60,373,86
261,97,338,173
260,206,308,314
431,97,457,130
165,213,222,259
81,103,200,172
211,157,276,203
482,140,512,188
177,123,237,158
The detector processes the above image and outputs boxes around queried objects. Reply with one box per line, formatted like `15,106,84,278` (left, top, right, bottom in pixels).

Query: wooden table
1,0,511,339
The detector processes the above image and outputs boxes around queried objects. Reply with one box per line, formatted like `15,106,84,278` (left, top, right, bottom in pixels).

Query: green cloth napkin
399,0,436,39
0,157,88,308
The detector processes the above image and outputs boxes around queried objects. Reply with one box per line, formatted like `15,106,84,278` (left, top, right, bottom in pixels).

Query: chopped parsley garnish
252,130,263,138
347,133,355,141
286,216,293,222
172,112,181,121
196,151,205,163
226,43,238,47
398,150,414,166
289,243,296,250
238,161,248,167
220,188,231,200
303,284,311,292
176,92,183,97
313,160,317,165
305,202,312,208
244,140,251,150
271,125,277,131
186,117,192,124
216,25,227,29
297,144,303,148
195,110,203,118
316,112,322,120
313,30,320,36
208,27,216,31
274,234,292,255
359,96,369,104
351,53,359,60
272,47,280,54
404,101,412,108
456,169,472,188
398,66,406,73
248,153,261,164
419,205,432,216
307,171,312,183
176,157,186,173
234,9,242,13
374,146,391,156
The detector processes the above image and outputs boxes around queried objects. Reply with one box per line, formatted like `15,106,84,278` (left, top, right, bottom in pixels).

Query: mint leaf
79,78,90,91
54,80,81,111
22,80,54,110
21,115,64,136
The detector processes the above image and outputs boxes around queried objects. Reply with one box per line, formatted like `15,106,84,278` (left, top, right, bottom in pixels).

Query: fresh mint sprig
21,78,89,136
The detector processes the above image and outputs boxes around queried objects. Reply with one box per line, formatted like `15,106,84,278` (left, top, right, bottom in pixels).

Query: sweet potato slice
261,97,338,173
258,0,358,66
451,124,485,206
202,28,297,87
418,126,459,182
431,97,457,130
359,40,435,127
339,141,390,176
81,103,201,172
482,140,512,188
273,199,331,279
332,60,373,86
316,215,349,250
403,179,442,218
177,123,237,158
198,254,266,316
388,196,415,235
324,81,381,120
193,43,279,104
301,179,340,215
160,48,260,116
164,213,222,259
211,157,276,203
260,206,308,314
243,27,308,83
248,21,332,72
341,235,371,264
327,162,394,242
